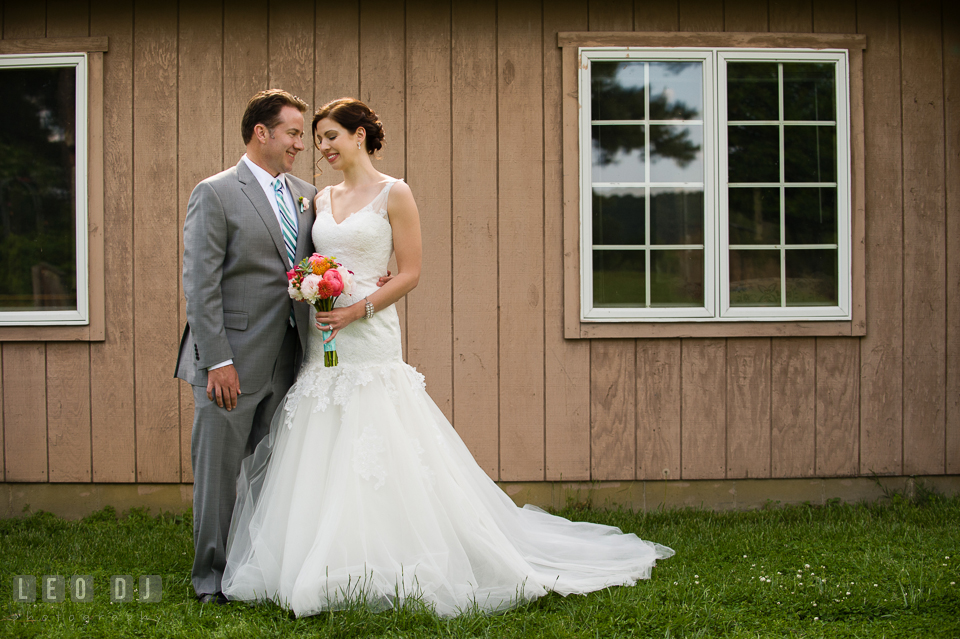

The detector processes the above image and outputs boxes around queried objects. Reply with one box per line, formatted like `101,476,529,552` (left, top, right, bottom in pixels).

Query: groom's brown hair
241,89,308,144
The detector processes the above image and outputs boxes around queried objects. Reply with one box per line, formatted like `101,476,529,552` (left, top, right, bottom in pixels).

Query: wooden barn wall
0,0,957,487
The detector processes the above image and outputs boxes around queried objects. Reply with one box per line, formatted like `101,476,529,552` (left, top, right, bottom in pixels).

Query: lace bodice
304,179,403,367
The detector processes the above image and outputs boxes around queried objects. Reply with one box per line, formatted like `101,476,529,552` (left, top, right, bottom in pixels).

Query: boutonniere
298,196,309,213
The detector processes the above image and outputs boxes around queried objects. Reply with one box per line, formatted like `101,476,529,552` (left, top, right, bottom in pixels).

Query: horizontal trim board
558,32,867,50
0,37,109,54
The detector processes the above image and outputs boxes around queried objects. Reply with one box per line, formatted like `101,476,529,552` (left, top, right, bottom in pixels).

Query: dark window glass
785,249,838,306
727,62,778,121
592,187,645,245
729,250,781,306
728,125,780,183
593,250,645,307
784,187,837,244
728,187,780,245
650,188,703,245
783,63,835,122
784,125,837,183
0,66,77,312
650,250,703,307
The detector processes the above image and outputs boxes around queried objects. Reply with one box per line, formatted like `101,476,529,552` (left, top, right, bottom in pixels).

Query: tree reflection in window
0,66,77,312
590,61,701,171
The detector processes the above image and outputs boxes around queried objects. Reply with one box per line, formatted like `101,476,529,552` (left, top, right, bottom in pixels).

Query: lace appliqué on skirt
353,427,387,489
283,361,425,430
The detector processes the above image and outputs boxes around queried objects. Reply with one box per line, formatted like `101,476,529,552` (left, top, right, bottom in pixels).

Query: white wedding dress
221,178,674,617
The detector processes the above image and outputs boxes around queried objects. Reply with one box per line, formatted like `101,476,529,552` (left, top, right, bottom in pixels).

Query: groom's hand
207,364,241,410
376,270,392,287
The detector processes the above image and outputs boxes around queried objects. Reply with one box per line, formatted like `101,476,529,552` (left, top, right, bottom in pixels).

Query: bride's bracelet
363,297,375,319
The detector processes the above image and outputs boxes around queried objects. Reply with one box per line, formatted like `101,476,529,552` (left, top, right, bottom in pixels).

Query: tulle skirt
221,360,674,617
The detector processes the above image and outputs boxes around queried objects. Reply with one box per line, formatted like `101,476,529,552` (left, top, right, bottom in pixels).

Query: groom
175,89,318,604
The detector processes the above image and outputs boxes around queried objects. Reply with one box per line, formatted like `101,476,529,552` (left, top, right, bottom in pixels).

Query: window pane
728,125,779,183
727,62,778,121
649,62,702,120
729,250,781,306
728,187,780,245
783,125,836,183
593,187,645,245
0,67,78,313
592,124,645,182
651,250,703,307
650,188,703,244
591,61,645,121
593,250,646,307
785,249,837,306
650,125,703,182
783,63,835,122
785,187,837,244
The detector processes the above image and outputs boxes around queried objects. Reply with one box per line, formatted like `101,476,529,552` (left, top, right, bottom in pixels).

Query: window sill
571,319,864,340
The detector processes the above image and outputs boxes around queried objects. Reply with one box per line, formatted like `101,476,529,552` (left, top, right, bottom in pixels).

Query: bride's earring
357,140,362,150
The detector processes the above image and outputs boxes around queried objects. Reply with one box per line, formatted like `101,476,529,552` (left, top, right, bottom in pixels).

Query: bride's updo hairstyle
313,98,385,155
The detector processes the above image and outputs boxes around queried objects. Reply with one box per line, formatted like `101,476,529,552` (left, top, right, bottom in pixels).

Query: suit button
195,344,200,361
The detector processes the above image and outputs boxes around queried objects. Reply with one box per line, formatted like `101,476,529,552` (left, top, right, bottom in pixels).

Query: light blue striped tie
274,178,298,326
273,178,297,267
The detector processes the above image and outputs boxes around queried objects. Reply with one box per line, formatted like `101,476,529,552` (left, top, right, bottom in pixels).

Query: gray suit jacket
175,159,318,394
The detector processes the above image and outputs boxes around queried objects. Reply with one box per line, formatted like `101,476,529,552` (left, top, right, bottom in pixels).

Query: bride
221,98,674,617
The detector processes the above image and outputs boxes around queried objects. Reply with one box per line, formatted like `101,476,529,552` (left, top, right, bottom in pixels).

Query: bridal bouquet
287,254,354,367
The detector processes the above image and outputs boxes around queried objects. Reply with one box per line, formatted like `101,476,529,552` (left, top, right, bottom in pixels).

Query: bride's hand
315,304,363,343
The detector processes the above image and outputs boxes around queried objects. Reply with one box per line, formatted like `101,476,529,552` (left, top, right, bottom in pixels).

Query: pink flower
300,274,322,300
286,269,296,281
322,268,344,297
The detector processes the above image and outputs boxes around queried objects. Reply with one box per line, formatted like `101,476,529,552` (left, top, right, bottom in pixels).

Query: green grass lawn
2,491,958,638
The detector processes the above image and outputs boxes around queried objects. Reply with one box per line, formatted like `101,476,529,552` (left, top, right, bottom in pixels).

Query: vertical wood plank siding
544,0,591,481
90,0,137,483
177,1,223,483
945,1,960,474
132,0,181,482
45,2,93,484
900,0,947,475
1,0,956,488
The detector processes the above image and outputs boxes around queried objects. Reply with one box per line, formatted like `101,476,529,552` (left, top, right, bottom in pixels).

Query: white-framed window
0,53,89,325
579,47,850,323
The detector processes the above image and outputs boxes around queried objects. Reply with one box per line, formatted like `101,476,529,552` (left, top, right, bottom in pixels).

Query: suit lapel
236,160,290,268
286,178,313,264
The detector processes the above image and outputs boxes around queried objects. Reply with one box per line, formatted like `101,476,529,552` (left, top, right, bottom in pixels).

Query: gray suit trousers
190,324,298,597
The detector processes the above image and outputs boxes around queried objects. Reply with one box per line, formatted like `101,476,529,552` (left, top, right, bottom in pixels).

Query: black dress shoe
198,592,229,605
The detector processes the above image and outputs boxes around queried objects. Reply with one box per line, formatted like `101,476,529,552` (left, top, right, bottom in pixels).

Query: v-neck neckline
328,180,393,226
